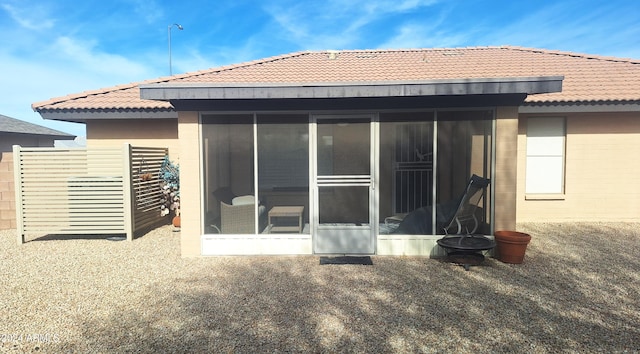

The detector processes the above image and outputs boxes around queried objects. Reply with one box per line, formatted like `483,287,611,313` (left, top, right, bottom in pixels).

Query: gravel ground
1,223,639,353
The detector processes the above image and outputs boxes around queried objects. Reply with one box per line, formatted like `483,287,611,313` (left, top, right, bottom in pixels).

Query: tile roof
0,114,75,137
32,46,640,112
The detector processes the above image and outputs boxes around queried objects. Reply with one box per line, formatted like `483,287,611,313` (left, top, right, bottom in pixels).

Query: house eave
140,76,563,101
519,101,640,113
0,131,76,140
38,109,178,123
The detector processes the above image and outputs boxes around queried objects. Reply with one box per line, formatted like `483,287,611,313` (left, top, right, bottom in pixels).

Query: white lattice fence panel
130,146,169,232
14,147,126,239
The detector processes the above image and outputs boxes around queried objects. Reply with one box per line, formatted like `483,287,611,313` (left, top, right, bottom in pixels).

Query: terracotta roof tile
32,46,640,112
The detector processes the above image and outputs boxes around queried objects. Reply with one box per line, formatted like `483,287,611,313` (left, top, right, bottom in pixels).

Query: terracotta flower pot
494,230,531,264
172,215,181,228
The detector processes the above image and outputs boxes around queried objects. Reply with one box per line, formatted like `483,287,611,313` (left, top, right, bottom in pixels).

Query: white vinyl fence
13,144,168,243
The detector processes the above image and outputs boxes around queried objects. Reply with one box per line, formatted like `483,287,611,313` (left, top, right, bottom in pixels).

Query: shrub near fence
13,144,168,243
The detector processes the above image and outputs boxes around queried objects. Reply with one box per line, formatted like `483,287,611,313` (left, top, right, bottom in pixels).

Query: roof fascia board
39,110,178,123
520,103,640,113
0,132,76,139
140,76,563,101
169,94,528,112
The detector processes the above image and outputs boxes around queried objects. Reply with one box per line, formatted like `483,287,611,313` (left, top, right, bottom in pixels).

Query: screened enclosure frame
199,108,495,246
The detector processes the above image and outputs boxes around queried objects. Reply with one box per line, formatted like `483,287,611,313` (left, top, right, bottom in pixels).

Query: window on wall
525,117,566,194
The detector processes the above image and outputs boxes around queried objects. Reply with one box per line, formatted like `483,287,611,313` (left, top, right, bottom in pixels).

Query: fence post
13,145,24,244
123,143,135,241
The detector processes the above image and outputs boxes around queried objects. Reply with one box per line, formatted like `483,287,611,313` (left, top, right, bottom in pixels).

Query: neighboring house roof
32,46,640,115
0,114,75,138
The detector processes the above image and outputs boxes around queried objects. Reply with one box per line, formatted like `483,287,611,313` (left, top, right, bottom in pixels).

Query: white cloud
334,0,437,15
128,0,164,24
378,23,467,49
51,36,154,80
473,1,640,57
1,3,55,30
0,53,86,136
0,34,161,137
376,4,468,50
263,0,439,49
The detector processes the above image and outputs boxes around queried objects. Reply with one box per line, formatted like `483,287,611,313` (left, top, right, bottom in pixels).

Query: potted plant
159,156,180,228
494,230,531,264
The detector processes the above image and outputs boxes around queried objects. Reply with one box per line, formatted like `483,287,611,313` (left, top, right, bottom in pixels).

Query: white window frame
525,117,566,198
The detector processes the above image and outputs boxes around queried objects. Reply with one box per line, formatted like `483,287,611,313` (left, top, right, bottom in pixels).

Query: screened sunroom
199,110,492,255
140,77,562,256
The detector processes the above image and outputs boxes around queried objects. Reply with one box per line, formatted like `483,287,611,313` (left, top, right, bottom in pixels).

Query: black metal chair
392,174,491,236
436,174,494,270
440,174,490,235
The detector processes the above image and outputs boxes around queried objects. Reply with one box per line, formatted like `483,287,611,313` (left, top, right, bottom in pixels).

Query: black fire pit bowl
437,234,495,270
436,234,496,252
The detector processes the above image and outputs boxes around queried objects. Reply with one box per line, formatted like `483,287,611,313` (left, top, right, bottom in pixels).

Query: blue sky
1,0,639,137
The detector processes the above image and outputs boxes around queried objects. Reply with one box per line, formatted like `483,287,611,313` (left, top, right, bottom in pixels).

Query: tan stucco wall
1,134,60,230
177,112,202,257
0,152,15,229
86,119,180,160
494,106,519,232
517,111,640,222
